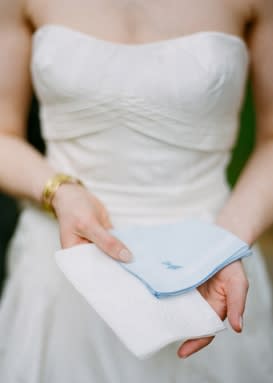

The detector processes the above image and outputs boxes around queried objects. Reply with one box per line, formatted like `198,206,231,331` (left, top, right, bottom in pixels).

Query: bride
0,0,273,381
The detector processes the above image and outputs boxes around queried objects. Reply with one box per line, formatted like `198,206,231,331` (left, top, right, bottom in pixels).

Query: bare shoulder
227,0,272,25
0,0,32,136
245,0,273,137
251,0,273,19
0,0,32,36
0,0,26,24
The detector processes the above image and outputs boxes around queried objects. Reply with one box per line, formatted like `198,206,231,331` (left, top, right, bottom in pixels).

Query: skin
0,0,273,359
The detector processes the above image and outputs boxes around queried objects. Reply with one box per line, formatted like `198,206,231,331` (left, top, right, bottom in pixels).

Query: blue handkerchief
109,218,252,298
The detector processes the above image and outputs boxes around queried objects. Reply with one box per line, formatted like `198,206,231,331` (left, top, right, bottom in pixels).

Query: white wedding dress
0,24,273,382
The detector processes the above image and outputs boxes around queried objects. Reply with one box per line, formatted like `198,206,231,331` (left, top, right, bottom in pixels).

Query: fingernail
239,316,244,331
177,348,188,359
119,249,133,262
180,354,188,359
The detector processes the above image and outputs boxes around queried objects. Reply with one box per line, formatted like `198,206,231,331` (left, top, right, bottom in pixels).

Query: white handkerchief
55,243,226,359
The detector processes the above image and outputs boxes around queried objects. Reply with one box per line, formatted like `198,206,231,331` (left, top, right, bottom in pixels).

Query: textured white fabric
55,242,225,359
0,24,273,382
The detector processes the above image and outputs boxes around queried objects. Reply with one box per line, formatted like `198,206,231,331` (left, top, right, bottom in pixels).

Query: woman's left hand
177,259,249,358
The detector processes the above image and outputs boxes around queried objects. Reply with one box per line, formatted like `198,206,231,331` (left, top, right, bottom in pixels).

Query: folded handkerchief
109,218,252,298
55,241,225,359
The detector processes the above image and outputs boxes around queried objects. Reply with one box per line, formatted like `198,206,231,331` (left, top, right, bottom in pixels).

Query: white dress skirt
0,24,272,382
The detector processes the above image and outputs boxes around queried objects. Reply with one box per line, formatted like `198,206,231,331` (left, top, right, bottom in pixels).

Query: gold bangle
41,173,84,217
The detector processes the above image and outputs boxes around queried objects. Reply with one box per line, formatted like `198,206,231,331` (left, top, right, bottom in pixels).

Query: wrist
215,210,255,246
41,173,84,217
51,182,84,212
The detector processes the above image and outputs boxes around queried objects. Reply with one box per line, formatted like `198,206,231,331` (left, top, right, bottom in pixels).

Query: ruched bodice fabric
31,25,249,222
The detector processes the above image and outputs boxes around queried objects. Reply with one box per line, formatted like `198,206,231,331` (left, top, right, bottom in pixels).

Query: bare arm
0,0,55,201
0,0,132,262
215,0,273,244
178,0,273,358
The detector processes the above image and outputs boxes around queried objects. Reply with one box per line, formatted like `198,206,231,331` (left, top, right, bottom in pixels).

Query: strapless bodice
31,25,249,224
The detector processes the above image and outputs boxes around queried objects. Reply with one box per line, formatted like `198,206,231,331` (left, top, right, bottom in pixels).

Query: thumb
226,276,249,332
60,230,90,249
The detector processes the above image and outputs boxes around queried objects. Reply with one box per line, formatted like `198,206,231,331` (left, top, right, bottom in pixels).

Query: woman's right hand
52,183,133,263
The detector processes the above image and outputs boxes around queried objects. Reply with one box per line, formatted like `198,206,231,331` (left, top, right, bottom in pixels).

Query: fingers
75,219,133,263
177,336,214,359
226,274,249,332
197,284,227,321
60,231,91,249
177,262,249,359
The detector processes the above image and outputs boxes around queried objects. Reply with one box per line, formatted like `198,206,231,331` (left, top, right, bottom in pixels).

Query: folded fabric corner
110,218,252,298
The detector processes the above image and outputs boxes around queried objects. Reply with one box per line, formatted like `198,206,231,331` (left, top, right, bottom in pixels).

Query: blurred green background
0,84,256,293
227,82,255,186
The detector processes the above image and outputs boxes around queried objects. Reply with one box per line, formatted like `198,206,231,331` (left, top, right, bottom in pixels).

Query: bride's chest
28,0,247,45
31,26,249,117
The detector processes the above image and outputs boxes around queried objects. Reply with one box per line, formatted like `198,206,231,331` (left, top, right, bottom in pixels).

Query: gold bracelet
41,173,84,217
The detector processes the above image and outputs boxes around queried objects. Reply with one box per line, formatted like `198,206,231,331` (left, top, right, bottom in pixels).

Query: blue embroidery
161,261,183,270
